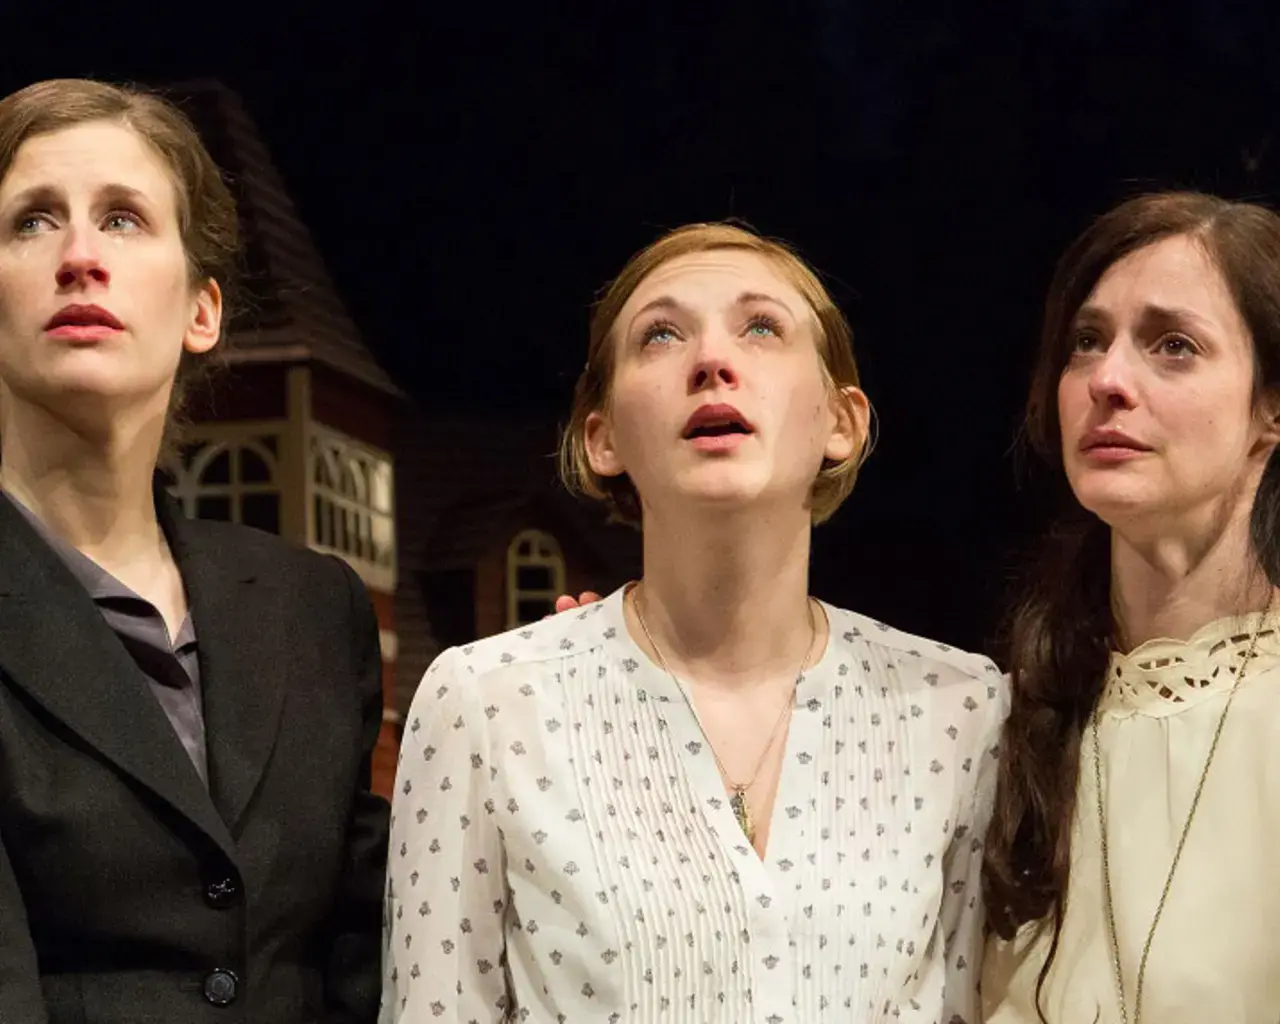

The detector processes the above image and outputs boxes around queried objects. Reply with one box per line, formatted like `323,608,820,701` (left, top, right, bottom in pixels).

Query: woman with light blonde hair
383,221,1006,1022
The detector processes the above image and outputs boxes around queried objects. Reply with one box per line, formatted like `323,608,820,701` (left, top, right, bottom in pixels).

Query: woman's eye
104,211,142,232
1158,334,1195,357
746,315,782,338
641,321,679,346
1071,331,1100,353
14,212,51,235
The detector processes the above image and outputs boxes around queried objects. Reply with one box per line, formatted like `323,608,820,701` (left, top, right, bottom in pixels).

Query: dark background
5,1,1277,657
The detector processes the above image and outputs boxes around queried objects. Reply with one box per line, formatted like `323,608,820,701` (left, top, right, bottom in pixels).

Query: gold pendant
729,788,754,844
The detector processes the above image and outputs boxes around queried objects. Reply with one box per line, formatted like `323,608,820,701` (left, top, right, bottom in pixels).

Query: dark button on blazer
0,491,389,1024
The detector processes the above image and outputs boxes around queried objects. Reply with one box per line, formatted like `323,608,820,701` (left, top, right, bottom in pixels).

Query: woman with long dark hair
982,192,1280,1022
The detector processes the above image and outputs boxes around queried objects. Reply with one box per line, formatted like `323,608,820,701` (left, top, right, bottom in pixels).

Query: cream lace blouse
983,613,1280,1023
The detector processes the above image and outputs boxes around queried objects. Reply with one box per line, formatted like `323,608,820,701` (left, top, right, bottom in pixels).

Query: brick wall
311,364,397,451
364,587,398,799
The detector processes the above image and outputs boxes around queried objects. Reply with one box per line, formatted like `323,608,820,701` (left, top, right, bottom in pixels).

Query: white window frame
169,423,285,530
307,423,397,592
505,529,565,629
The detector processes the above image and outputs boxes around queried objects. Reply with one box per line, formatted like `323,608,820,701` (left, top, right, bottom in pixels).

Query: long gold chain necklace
630,583,817,845
1092,594,1275,1024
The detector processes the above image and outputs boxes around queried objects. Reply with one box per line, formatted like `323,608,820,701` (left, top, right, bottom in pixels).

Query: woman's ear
584,410,626,478
826,385,871,464
184,278,223,356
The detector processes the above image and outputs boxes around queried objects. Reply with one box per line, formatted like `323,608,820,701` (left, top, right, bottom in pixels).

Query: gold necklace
1092,594,1275,1024
629,583,817,845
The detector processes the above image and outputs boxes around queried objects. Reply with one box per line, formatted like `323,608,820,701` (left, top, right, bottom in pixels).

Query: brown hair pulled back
558,221,870,526
983,191,1280,1017
0,78,240,467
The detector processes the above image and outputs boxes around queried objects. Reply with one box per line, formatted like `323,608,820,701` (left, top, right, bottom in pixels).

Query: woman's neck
627,503,824,692
1110,500,1275,648
0,397,166,568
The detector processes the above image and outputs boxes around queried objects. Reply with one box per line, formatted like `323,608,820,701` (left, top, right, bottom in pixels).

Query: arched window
171,435,281,533
309,426,396,590
506,529,565,628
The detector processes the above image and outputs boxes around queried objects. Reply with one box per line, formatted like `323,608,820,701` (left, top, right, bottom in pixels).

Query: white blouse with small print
381,587,1008,1024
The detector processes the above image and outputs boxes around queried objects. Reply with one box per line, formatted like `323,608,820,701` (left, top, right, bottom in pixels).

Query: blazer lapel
0,495,236,861
161,495,287,835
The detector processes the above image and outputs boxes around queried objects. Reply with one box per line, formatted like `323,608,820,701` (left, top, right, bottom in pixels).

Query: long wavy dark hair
982,191,1280,1018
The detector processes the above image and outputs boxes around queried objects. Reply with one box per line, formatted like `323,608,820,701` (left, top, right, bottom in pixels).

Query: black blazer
0,491,389,1024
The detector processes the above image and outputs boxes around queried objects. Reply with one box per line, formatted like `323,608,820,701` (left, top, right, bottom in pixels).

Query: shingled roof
164,79,400,397
424,484,641,577
391,411,642,710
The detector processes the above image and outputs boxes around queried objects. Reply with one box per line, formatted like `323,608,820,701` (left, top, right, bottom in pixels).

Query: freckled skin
586,250,858,517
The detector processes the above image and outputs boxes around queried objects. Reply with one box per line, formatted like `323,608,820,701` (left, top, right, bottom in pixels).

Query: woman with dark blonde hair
982,192,1280,1022
383,222,1006,1022
0,79,386,1023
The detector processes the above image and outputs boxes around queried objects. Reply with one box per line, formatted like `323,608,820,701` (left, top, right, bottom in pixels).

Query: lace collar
1099,612,1280,718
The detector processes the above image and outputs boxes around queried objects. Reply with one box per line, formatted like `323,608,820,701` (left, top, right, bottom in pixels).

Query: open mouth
685,421,751,439
682,404,754,440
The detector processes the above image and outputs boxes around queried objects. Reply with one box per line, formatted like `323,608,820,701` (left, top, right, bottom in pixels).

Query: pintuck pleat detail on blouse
383,588,1007,1024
